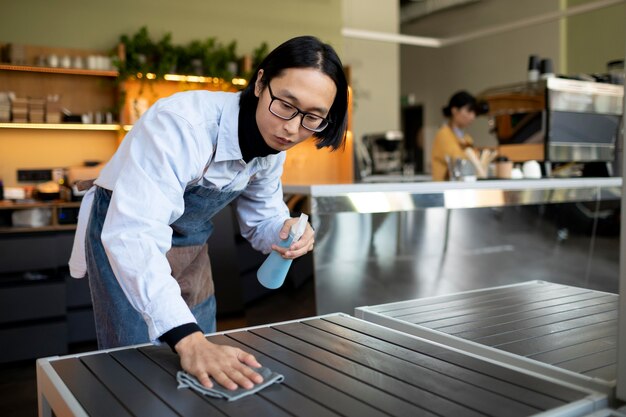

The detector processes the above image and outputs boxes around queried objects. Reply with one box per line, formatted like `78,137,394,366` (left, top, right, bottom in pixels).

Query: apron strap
188,149,217,187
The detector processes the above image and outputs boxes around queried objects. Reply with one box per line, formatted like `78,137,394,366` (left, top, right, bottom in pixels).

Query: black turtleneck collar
238,90,279,163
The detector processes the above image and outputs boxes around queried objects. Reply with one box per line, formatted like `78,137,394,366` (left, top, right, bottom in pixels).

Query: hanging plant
114,26,154,78
113,26,267,83
155,32,177,75
211,40,238,79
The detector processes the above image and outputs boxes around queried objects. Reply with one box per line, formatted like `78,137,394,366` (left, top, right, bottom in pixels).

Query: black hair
240,35,349,150
442,90,477,118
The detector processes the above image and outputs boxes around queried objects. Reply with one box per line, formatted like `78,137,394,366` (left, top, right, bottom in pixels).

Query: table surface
356,281,618,392
38,314,603,417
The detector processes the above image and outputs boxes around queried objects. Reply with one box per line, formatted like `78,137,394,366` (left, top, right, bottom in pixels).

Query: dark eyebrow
277,89,328,116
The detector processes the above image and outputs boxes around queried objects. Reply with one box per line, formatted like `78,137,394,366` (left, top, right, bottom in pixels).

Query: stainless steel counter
285,177,622,213
284,178,622,315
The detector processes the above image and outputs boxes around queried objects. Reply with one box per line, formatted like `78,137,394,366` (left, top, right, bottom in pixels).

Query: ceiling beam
343,0,624,48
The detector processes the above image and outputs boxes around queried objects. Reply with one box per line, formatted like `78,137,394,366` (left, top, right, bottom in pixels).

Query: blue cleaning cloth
176,366,284,402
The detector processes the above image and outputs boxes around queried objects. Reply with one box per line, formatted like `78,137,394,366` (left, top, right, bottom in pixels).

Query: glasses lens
269,99,298,119
302,114,328,132
268,92,330,132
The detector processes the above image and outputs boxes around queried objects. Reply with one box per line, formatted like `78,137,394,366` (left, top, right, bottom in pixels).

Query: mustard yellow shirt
431,124,474,181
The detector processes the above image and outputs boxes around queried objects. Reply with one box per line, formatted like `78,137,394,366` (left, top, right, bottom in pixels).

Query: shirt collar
451,125,465,139
214,92,244,163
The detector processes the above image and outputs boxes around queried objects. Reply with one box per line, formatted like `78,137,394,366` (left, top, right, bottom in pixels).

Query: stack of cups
528,55,555,81
527,55,540,82
540,58,554,79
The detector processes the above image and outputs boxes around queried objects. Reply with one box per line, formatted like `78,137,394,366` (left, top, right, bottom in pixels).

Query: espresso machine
478,77,623,176
354,130,404,180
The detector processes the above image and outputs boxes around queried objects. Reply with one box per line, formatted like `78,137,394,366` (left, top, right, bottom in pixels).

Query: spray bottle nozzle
290,213,308,243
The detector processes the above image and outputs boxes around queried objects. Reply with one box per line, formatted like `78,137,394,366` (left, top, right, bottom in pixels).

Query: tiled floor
0,279,316,417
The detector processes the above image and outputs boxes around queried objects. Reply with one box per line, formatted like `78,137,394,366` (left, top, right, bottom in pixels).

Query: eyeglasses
267,83,331,133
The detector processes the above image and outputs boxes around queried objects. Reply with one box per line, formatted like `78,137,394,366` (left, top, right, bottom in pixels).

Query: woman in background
431,90,477,181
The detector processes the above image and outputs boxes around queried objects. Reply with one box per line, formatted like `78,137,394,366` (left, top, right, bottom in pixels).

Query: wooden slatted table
37,313,606,416
355,281,618,396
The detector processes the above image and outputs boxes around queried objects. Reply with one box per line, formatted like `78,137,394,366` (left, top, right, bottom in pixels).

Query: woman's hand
175,332,263,390
272,217,315,259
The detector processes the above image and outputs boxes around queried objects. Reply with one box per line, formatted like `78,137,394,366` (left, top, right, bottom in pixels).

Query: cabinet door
0,231,74,273
0,322,68,363
0,281,65,324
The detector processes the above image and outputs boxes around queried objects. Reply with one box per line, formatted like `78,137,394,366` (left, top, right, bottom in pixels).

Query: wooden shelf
0,224,76,233
0,64,243,83
0,64,118,77
0,200,79,234
0,122,123,131
0,201,80,210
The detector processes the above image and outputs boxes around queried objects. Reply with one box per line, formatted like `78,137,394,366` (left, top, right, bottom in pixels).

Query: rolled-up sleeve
234,153,290,254
99,108,207,341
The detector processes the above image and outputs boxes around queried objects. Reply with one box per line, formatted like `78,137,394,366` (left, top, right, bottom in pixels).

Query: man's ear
254,69,265,97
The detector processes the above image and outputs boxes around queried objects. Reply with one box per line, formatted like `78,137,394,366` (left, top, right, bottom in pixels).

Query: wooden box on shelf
118,77,240,125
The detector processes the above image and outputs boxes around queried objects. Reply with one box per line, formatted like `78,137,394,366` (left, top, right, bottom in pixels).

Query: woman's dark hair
240,35,349,150
442,90,477,118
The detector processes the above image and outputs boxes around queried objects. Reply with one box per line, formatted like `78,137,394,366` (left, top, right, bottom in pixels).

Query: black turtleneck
238,90,279,163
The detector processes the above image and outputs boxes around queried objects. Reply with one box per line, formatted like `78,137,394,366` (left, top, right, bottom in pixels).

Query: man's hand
175,331,263,390
271,217,315,259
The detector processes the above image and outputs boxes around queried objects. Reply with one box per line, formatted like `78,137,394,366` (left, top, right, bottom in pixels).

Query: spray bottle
257,213,308,289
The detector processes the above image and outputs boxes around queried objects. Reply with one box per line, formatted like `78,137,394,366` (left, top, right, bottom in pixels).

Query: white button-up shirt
69,90,290,341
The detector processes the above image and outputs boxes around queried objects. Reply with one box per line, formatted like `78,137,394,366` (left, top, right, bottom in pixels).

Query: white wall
342,0,400,144
565,0,626,74
401,0,562,172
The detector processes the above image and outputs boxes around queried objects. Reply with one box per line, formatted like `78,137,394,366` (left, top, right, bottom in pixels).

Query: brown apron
166,244,214,308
